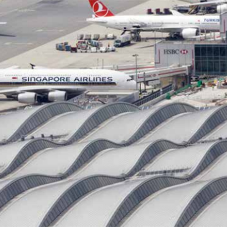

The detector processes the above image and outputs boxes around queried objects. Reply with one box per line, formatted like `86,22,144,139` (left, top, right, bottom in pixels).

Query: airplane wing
129,25,199,33
5,66,20,69
0,86,86,97
190,0,227,6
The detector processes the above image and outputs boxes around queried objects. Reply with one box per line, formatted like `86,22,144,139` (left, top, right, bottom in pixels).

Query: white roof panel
0,179,77,227
143,143,215,177
6,142,90,178
0,141,29,173
75,142,151,178
190,192,227,227
31,108,98,141
0,106,42,141
123,181,209,227
55,179,145,227
202,120,227,141
142,108,219,144
84,107,162,143
198,153,227,181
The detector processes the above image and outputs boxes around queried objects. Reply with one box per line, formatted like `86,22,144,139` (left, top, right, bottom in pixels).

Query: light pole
133,54,138,90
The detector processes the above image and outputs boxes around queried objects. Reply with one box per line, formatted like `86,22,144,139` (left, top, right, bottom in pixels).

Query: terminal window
195,44,227,76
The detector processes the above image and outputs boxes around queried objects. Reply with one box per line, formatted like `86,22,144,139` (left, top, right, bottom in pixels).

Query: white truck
114,34,132,47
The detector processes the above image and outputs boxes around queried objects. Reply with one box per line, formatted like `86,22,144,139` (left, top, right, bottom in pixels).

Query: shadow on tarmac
0,33,16,38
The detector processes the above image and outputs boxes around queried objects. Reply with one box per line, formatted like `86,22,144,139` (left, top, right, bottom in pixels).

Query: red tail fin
88,0,114,17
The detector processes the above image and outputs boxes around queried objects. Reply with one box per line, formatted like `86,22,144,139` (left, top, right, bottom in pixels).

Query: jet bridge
134,65,190,83
126,65,191,88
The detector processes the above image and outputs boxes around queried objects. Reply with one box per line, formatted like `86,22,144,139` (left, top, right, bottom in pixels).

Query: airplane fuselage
87,15,220,32
0,69,136,92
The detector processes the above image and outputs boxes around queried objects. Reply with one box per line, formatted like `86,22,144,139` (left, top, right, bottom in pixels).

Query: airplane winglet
170,9,185,16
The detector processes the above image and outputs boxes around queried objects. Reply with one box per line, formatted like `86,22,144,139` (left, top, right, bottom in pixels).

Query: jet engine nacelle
18,92,37,104
48,90,67,102
217,4,227,14
181,28,199,39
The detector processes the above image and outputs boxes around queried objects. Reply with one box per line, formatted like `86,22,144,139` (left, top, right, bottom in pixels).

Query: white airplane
189,0,227,13
87,0,220,39
0,69,136,104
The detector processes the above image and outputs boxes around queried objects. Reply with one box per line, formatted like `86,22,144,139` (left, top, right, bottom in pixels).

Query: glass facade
195,44,227,76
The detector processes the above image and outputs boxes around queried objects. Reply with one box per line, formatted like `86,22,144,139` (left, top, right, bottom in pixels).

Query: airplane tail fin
88,0,114,17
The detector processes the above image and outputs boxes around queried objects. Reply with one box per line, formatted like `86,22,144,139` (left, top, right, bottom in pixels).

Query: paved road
0,0,148,63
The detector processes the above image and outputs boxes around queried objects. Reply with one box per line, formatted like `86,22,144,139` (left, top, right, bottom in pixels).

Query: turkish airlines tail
88,0,114,17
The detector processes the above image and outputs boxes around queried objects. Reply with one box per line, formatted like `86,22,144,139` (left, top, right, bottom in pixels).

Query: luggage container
76,40,87,49
100,47,107,53
71,47,77,53
84,34,92,40
164,8,171,14
147,9,153,14
93,34,100,40
80,43,88,52
155,8,162,14
91,47,97,53
57,43,64,51
56,43,60,50
77,34,84,40
65,45,71,51
89,40,103,48
106,34,115,39
107,46,116,52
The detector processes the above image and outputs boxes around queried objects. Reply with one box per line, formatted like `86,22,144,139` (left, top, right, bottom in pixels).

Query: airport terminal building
155,40,227,77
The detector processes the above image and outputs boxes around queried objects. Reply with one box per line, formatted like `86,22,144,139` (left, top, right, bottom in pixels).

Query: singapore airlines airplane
0,69,136,104
87,0,220,39
189,0,227,13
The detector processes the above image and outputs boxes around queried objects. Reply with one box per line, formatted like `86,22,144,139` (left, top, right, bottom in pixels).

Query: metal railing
133,84,173,106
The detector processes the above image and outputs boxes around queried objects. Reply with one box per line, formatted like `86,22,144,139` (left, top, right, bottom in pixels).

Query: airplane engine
217,4,227,13
18,92,37,104
48,90,67,102
181,28,199,39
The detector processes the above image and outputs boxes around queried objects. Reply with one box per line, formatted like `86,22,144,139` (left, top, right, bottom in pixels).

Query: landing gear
166,33,184,40
132,31,142,42
121,29,126,35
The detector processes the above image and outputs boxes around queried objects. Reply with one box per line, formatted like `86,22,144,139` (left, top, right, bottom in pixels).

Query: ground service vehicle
114,34,131,47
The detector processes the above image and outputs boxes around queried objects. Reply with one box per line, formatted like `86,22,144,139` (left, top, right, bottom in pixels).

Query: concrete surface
158,86,227,108
0,0,187,69
0,0,149,62
0,0,192,111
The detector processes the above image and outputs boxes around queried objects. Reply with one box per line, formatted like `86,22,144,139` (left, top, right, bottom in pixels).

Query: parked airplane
0,69,136,104
87,0,220,40
189,0,227,13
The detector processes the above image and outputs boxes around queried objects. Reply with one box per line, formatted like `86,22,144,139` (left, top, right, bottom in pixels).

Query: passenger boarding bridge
126,65,191,83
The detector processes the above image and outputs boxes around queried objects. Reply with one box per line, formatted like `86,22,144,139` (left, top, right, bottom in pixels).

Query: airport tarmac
0,0,187,69
0,0,149,63
0,0,188,111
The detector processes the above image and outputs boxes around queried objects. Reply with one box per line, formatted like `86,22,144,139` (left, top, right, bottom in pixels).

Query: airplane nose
128,80,137,90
